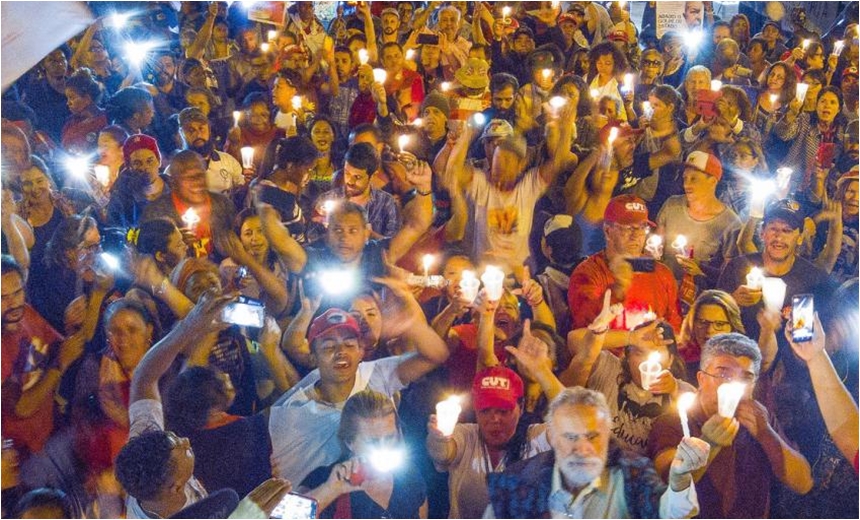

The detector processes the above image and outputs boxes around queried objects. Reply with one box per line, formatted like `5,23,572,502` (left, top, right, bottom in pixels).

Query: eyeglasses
694,319,732,331
612,224,649,235
642,60,663,67
700,368,756,384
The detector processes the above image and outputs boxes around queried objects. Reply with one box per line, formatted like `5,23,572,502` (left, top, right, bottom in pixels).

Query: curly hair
700,333,762,375
105,87,153,127
759,61,797,107
587,41,628,81
115,430,177,501
65,67,104,105
165,366,231,437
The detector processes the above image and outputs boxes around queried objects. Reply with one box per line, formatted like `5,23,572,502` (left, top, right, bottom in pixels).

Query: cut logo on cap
625,202,647,213
480,376,511,390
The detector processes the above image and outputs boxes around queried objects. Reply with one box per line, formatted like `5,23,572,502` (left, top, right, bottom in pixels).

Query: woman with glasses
633,49,664,110
678,290,778,377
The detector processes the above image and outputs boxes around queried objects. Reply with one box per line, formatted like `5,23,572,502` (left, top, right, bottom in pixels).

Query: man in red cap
106,134,169,228
568,194,682,334
269,290,449,486
656,151,742,288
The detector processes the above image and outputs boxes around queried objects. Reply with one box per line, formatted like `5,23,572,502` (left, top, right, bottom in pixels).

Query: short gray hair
700,333,762,375
438,5,461,23
545,387,610,427
686,65,712,81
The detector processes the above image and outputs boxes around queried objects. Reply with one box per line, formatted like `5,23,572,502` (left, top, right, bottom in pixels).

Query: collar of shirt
549,462,608,518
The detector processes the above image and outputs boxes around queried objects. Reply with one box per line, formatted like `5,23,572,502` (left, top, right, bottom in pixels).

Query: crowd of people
1,1,858,518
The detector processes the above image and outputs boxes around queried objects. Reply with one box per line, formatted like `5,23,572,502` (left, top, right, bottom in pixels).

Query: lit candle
638,352,662,391
761,277,787,313
422,254,435,278
412,117,423,127
622,73,635,94
240,147,255,169
618,0,627,8
440,81,451,92
322,199,336,228
672,235,689,258
291,95,303,111
502,6,511,23
233,110,241,127
642,100,653,119
268,29,278,42
181,207,200,231
833,40,845,57
645,234,663,259
795,82,809,103
481,266,505,300
358,48,369,65
775,167,793,192
372,68,387,84
710,79,722,91
768,93,779,105
745,267,765,290
93,165,111,187
551,0,560,8
541,68,552,81
717,382,746,418
435,396,462,436
472,112,487,126
405,48,416,60
677,392,696,438
549,96,567,110
590,88,600,99
459,270,480,303
607,126,619,146
398,134,410,154
260,42,270,53
801,38,811,51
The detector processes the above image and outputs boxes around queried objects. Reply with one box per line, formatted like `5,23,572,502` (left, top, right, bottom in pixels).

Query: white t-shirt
466,167,547,267
432,423,551,519
268,355,407,485
125,399,208,519
206,150,245,194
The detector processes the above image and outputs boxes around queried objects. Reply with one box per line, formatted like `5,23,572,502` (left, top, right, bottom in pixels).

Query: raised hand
504,319,552,382
784,312,826,363
511,265,545,308
228,478,292,519
588,289,623,332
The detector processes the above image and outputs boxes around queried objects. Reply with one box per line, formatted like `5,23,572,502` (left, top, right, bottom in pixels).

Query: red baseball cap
604,194,655,227
123,134,161,165
307,309,361,345
472,366,524,411
684,151,723,181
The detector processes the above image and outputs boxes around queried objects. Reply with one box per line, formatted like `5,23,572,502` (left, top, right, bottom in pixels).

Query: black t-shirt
301,458,427,519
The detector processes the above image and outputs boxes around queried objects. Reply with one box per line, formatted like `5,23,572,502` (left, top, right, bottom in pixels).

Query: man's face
685,70,710,101
477,405,521,449
712,26,731,45
640,54,664,80
492,85,515,112
748,42,765,62
683,168,717,202
185,271,222,303
842,75,859,101
128,149,161,182
166,432,195,490
548,404,611,489
684,1,703,28
443,256,474,300
614,135,637,166
382,13,400,36
421,45,441,67
343,162,372,198
381,46,404,72
762,25,779,44
761,219,801,263
512,34,535,55
158,228,188,270
350,295,382,350
437,10,459,39
239,30,259,54
298,2,314,22
173,161,208,205
422,106,447,137
357,66,374,92
843,181,859,218
181,121,211,152
311,328,363,384
326,212,371,264
155,56,176,86
398,2,414,24
696,354,756,416
334,51,354,79
559,19,578,39
349,412,400,467
43,51,68,77
605,222,648,257
1,272,26,332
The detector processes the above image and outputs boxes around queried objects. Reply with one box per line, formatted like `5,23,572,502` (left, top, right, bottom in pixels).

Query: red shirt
568,251,683,333
1,306,63,454
445,324,509,393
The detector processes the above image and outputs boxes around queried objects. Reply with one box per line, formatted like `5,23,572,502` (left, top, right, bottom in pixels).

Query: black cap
512,26,535,41
763,198,803,230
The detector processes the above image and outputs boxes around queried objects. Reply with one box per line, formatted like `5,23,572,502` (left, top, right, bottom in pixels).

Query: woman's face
805,46,825,71
649,94,672,120
766,66,786,92
213,23,229,42
595,52,615,77
20,166,51,203
816,91,840,123
239,216,269,261
87,40,109,64
107,309,153,373
729,144,758,172
310,121,335,153
693,304,733,345
731,17,748,40
663,37,683,60
184,271,222,303
133,101,155,131
716,92,740,122
577,52,590,73
626,342,672,389
247,102,272,133
65,88,91,115
98,133,123,165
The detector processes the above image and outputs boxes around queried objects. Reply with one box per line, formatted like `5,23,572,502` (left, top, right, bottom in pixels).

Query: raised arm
70,18,102,70
475,291,499,371
387,161,434,264
564,147,601,216
538,98,577,185
279,280,319,369
186,3,219,59
257,201,307,273
214,232,289,316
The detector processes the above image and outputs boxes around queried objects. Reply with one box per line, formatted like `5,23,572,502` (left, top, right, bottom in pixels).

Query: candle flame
398,134,410,152
422,254,435,271
677,392,696,413
373,68,388,84
710,79,722,91
291,95,303,110
440,81,451,92
181,208,200,227
647,351,661,366
607,127,619,144
260,42,270,53
672,234,687,249
358,48,369,65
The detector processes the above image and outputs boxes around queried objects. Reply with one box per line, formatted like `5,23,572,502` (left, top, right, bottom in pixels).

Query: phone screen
221,297,265,328
791,294,814,343
270,492,319,519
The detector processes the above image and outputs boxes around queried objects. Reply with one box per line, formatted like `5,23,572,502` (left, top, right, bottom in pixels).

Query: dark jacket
487,447,665,519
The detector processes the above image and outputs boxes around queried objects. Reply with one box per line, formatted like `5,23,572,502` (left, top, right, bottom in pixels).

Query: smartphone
791,294,814,343
221,296,266,328
695,89,721,119
815,142,836,168
270,492,319,520
417,33,440,46
628,257,656,273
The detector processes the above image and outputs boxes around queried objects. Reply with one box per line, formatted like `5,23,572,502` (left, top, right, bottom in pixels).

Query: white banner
655,1,689,38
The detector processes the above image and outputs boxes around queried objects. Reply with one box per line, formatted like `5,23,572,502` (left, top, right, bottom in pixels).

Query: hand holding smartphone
791,294,814,343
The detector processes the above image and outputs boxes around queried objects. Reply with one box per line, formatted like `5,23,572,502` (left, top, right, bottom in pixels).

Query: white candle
181,207,200,231
435,396,462,436
638,352,662,391
481,266,505,300
607,126,619,145
502,6,511,23
549,96,567,110
761,277,787,313
405,48,415,61
291,95,303,111
833,40,845,57
645,234,663,259
590,88,600,99
677,392,696,438
422,254,434,278
710,79,722,91
373,68,388,84
769,93,779,105
240,147,255,169
268,29,278,42
745,267,765,290
795,83,809,103
260,42,270,53
459,270,480,303
93,165,111,187
672,235,689,258
233,110,241,127
622,73,635,94
717,382,746,418
776,167,793,191
440,81,451,92
642,100,653,120
801,39,811,51
398,134,410,154
358,48,369,65
541,68,552,81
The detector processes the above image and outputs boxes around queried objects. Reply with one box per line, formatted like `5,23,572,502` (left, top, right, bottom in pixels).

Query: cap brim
474,394,517,412
309,323,360,346
763,210,803,229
